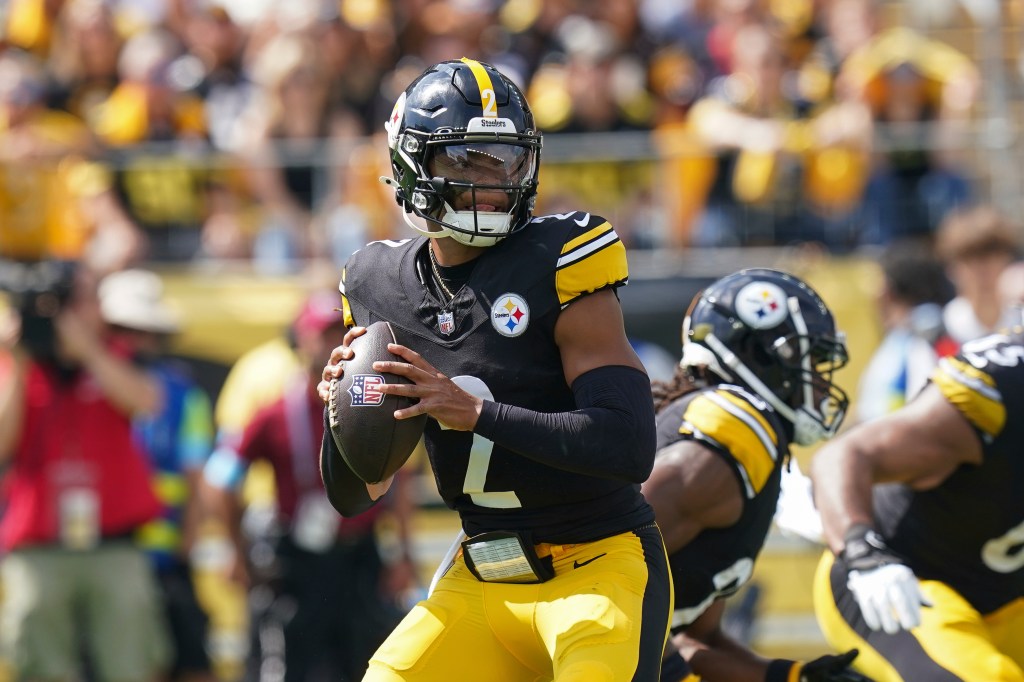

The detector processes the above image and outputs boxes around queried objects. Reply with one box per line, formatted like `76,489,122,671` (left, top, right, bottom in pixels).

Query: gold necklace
427,244,456,301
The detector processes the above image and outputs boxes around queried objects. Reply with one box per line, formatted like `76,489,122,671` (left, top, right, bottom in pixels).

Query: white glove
846,562,927,634
774,460,825,544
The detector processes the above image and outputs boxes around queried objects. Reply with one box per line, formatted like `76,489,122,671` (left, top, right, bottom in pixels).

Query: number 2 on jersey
445,376,521,509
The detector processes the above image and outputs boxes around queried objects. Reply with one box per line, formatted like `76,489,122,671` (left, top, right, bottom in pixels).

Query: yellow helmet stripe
460,57,497,118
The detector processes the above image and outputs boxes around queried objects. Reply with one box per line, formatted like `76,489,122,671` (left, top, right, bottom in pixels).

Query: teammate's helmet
681,268,849,445
382,58,542,247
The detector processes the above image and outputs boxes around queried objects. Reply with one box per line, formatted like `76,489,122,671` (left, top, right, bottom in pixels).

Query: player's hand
372,342,483,431
318,326,366,403
841,525,929,634
799,649,873,681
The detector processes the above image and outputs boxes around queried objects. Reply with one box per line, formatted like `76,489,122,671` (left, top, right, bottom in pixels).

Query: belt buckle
461,531,554,584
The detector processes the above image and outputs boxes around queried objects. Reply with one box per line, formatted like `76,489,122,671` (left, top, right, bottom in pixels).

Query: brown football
327,321,426,483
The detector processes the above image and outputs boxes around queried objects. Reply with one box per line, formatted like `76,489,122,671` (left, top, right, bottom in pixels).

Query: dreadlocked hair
652,364,710,414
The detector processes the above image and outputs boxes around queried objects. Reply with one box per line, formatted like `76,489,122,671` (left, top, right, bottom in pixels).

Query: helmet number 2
982,516,1024,573
445,375,521,509
481,88,497,117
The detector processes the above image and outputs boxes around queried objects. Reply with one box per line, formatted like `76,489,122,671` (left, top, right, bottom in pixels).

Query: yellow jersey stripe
682,392,776,497
460,58,496,117
340,294,355,328
339,269,355,327
561,222,614,256
712,385,774,448
555,238,628,306
709,390,778,456
933,357,1005,437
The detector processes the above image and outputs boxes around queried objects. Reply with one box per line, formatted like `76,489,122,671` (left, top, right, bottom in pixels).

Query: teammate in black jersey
316,59,670,681
812,318,1024,681
641,269,870,682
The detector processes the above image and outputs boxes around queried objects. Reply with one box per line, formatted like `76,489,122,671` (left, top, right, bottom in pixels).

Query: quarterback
317,59,670,681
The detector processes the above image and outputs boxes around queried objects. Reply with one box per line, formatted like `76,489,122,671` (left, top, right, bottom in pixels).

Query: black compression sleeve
319,408,379,517
473,365,656,483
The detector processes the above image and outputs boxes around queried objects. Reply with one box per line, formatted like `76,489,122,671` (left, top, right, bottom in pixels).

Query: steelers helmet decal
382,59,542,247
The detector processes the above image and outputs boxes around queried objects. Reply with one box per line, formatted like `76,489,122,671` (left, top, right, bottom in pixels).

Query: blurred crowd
0,3,1023,678
0,0,1011,272
0,265,420,682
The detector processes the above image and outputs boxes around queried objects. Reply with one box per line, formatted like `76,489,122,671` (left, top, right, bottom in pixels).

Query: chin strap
379,175,510,246
380,175,456,241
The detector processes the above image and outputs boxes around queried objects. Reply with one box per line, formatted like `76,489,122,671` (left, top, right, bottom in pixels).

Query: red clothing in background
236,383,381,539
1,361,161,551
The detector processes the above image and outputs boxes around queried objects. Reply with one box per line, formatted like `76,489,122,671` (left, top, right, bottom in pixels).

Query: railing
1,117,1021,269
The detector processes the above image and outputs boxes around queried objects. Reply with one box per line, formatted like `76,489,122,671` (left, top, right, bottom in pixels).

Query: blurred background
1,0,1023,679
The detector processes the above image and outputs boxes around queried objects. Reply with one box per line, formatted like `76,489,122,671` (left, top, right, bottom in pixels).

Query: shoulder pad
680,387,781,498
339,238,416,328
527,211,628,307
933,343,1014,438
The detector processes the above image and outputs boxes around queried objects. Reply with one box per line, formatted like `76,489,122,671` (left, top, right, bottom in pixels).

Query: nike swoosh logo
573,213,590,226
573,553,606,569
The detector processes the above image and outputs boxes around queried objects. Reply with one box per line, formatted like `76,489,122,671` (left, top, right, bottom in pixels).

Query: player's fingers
372,359,433,382
891,583,921,630
393,402,426,421
857,594,881,631
878,598,900,634
323,361,346,380
378,382,421,398
317,379,333,403
329,344,355,364
342,326,367,347
831,650,858,669
387,343,435,371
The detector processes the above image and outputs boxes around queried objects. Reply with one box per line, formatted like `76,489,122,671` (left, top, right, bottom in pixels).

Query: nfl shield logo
348,375,386,406
437,311,455,336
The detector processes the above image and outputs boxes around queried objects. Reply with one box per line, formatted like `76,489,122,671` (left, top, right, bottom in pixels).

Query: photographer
0,262,172,682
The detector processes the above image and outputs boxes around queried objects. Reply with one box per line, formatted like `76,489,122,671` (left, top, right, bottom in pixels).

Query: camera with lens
0,259,78,361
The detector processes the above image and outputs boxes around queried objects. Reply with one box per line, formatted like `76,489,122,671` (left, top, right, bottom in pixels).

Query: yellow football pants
814,551,1024,682
363,524,672,682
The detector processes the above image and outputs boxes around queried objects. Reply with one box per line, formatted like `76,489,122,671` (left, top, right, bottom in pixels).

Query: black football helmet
381,58,542,247
681,268,849,445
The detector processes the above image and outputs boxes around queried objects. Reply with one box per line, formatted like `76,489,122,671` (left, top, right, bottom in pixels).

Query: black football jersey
874,329,1024,614
338,212,654,544
656,384,791,630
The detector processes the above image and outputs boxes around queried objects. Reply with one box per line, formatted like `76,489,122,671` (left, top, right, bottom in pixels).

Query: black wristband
765,658,797,682
840,523,901,571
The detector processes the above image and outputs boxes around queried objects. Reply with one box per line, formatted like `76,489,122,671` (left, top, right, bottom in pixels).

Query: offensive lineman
641,269,870,682
812,318,1024,680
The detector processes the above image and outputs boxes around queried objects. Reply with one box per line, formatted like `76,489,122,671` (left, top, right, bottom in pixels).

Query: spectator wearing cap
201,291,419,682
99,269,218,682
0,264,171,682
936,205,1022,345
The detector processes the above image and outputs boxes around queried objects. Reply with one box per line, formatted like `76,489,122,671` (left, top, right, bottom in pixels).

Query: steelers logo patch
735,281,789,329
491,293,530,337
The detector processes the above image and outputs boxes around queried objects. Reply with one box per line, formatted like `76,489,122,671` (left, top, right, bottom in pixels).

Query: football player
811,316,1024,680
317,59,671,681
642,269,871,682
